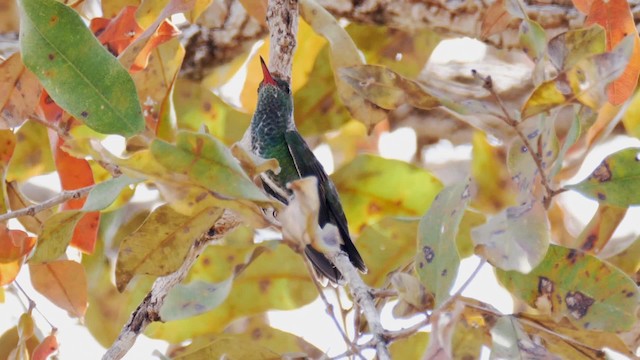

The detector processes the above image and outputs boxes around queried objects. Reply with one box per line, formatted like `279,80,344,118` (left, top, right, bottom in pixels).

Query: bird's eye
285,85,291,95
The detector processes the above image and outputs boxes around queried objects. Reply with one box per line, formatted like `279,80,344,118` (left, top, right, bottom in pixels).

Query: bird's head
258,56,292,98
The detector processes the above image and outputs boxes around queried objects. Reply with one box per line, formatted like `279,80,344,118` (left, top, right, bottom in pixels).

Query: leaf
391,273,433,317
82,175,140,211
6,120,55,182
357,217,419,288
348,23,439,78
416,180,471,306
472,200,550,273
0,224,36,262
54,136,100,253
299,0,387,129
160,278,233,321
0,326,39,360
18,0,144,136
0,54,42,129
90,6,142,56
146,243,316,342
390,332,430,359
490,316,559,359
115,205,222,291
567,147,640,206
549,108,582,179
150,131,269,202
294,46,352,136
237,0,266,25
6,182,55,234
495,244,640,332
174,79,251,145
0,130,15,214
521,35,634,119
0,260,21,286
585,0,640,104
30,210,84,263
571,204,627,253
118,0,193,72
519,18,546,62
29,260,88,317
172,336,280,360
31,334,58,360
423,302,465,359
548,26,606,71
481,0,515,39
331,154,442,234
339,65,440,110
605,235,640,275
471,131,516,212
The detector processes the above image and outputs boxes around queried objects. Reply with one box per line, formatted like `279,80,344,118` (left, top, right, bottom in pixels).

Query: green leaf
567,147,640,206
416,180,470,306
160,278,233,321
339,65,440,111
150,131,269,202
496,244,640,332
30,210,83,263
472,200,550,273
115,205,222,292
549,107,582,178
519,18,546,62
331,154,442,234
146,243,316,342
82,175,140,212
18,0,143,136
172,337,280,360
389,332,429,359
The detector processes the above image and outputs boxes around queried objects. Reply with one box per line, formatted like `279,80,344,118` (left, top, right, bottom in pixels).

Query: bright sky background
2,36,637,359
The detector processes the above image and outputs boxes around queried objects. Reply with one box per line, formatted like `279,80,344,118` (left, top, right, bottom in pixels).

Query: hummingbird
249,57,367,283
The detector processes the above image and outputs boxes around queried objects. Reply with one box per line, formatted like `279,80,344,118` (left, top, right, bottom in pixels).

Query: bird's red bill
260,56,277,86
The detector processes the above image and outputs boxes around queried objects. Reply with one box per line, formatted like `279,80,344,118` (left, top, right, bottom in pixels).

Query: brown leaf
0,54,42,129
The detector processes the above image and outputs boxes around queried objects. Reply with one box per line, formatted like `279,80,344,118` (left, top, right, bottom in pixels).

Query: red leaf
90,6,143,56
572,0,594,13
585,0,640,104
36,91,64,123
0,224,36,262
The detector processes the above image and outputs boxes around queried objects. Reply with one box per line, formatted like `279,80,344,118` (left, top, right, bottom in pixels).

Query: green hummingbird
249,57,367,283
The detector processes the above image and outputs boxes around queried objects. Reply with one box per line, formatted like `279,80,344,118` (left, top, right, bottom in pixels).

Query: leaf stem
472,69,562,209
14,281,57,331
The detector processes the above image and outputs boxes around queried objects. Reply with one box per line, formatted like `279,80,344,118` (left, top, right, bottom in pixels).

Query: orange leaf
130,20,180,72
90,6,143,56
52,136,100,253
586,0,640,104
572,0,594,13
0,224,36,263
0,54,43,128
0,260,20,286
31,334,58,360
29,260,88,318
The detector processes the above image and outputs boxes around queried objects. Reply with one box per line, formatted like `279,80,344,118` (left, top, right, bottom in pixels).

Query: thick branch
267,0,298,81
0,185,94,222
102,210,241,360
328,251,391,360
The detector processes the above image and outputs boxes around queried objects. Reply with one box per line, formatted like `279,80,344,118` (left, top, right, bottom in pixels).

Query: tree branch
266,0,298,81
102,210,241,360
0,185,94,222
327,251,391,360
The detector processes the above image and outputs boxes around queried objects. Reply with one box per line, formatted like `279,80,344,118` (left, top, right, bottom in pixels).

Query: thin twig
0,185,94,222
472,69,563,209
102,210,241,360
14,281,57,331
303,257,360,358
432,258,487,316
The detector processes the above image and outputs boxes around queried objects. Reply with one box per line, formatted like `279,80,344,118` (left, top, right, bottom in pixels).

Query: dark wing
284,130,367,277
